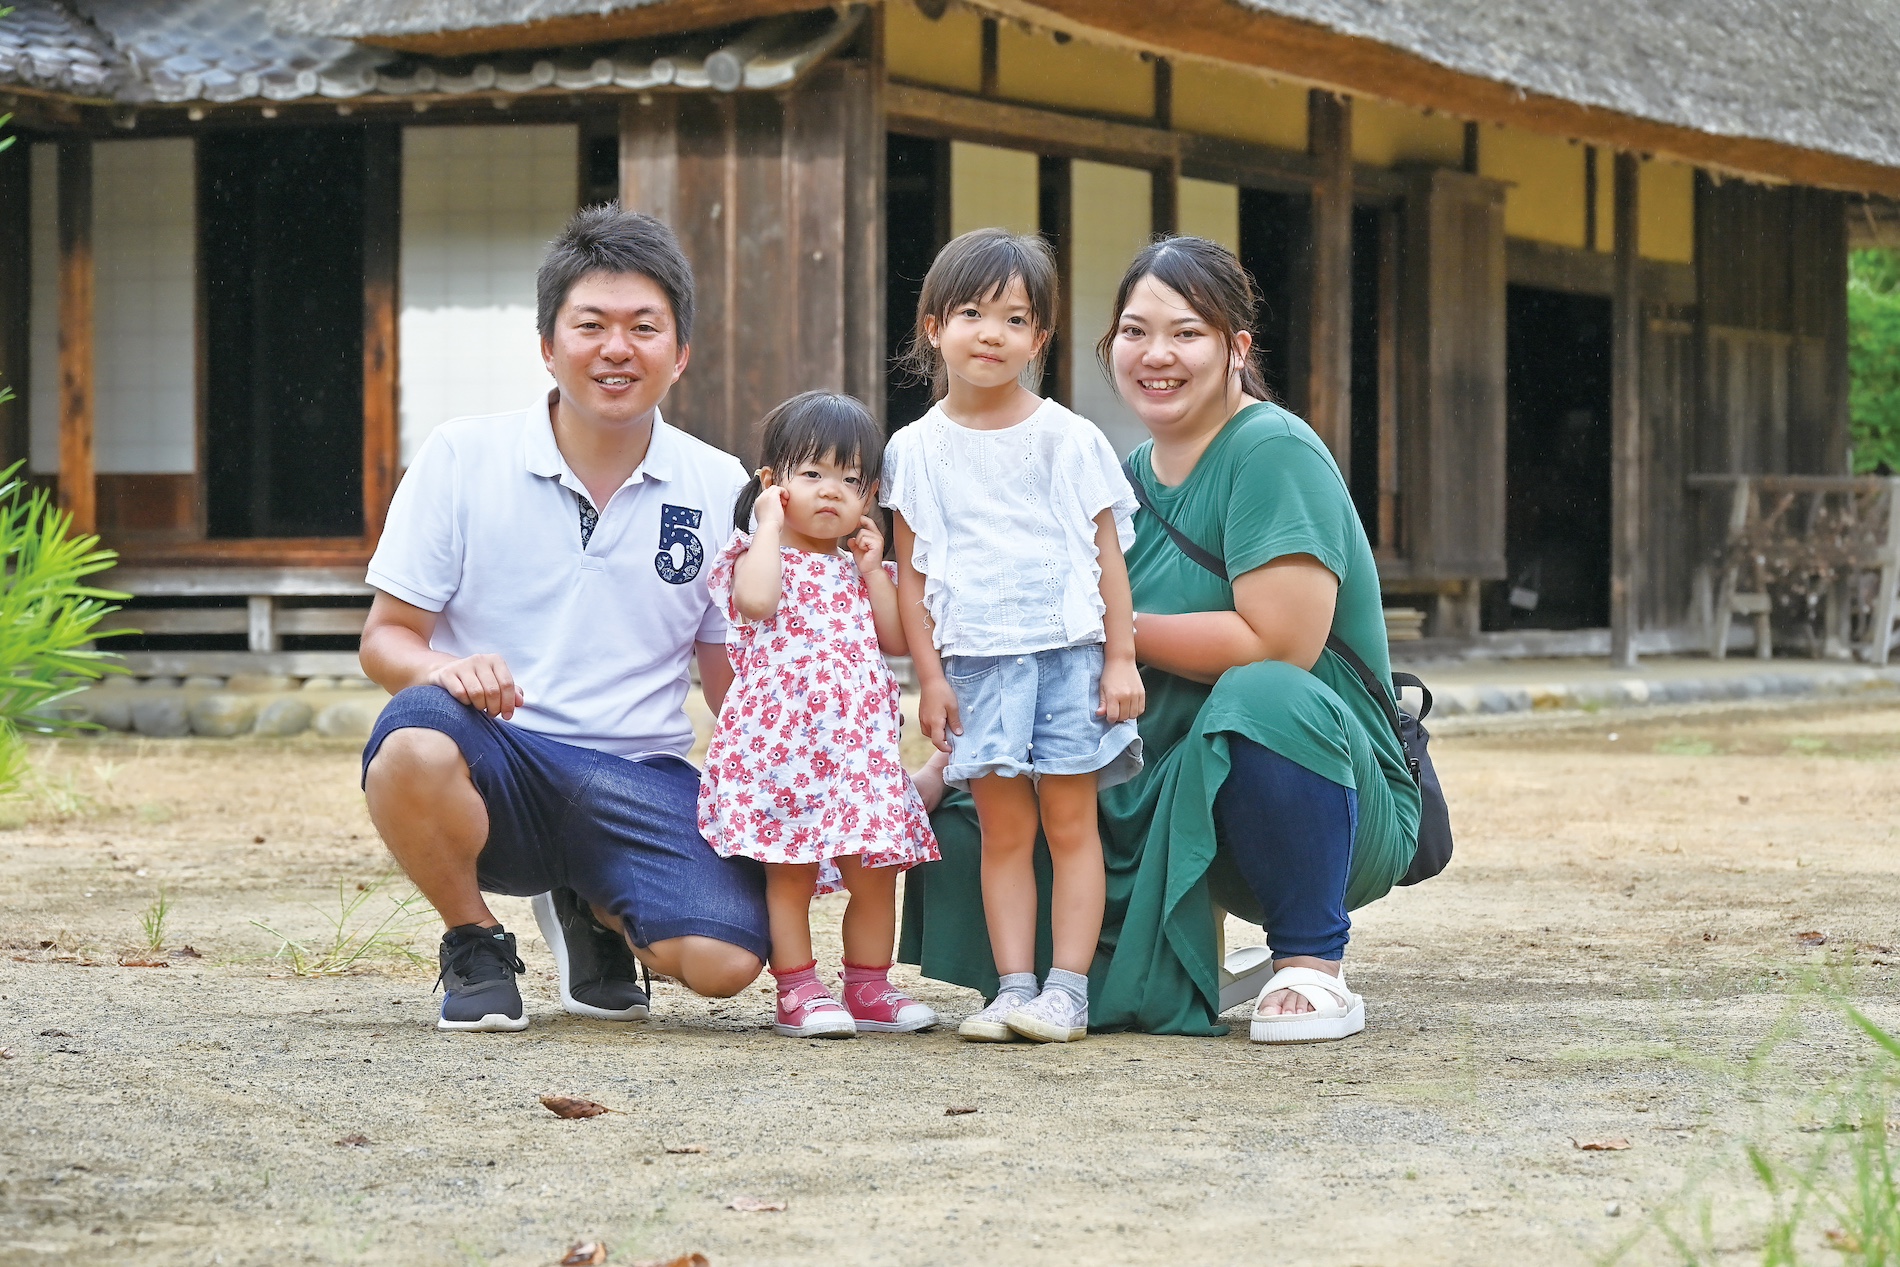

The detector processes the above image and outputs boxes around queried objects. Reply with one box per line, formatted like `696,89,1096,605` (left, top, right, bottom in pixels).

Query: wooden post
1151,57,1177,237
361,125,401,545
1610,150,1642,668
1307,90,1353,472
1038,155,1073,405
56,137,94,536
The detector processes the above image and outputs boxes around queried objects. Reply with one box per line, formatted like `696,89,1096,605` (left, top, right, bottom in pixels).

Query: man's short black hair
536,204,696,346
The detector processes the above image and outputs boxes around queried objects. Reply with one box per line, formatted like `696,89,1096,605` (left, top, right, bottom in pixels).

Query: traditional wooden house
2,0,1896,678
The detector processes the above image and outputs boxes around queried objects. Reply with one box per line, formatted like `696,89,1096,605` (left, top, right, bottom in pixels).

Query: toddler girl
884,228,1143,1044
699,391,940,1039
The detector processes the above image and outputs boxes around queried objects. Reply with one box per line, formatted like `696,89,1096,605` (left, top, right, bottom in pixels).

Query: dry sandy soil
3,698,1900,1266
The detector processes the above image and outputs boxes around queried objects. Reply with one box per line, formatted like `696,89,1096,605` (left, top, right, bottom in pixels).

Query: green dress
898,402,1421,1035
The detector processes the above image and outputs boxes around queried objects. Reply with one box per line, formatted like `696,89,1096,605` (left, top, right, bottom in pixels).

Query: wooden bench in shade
1691,474,1900,664
96,566,374,680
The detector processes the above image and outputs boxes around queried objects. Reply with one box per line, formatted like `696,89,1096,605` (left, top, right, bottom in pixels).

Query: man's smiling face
540,270,691,429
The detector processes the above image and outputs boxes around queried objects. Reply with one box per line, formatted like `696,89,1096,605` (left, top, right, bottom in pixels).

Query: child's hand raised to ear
848,514,886,576
753,482,787,533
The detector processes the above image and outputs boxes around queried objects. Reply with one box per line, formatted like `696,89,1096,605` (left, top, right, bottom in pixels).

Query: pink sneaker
841,963,938,1033
774,969,856,1039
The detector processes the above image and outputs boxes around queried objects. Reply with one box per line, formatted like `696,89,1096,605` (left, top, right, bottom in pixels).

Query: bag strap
1122,454,1417,766
1123,457,1228,581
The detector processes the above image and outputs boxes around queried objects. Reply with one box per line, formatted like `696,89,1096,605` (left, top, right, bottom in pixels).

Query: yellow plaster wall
1352,98,1463,168
1640,158,1695,263
883,0,982,93
996,24,1153,119
1480,125,1586,249
1171,58,1307,152
950,141,1040,237
1178,177,1239,253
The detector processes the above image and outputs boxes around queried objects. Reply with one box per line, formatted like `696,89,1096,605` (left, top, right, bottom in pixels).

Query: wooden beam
56,137,93,536
1306,90,1352,470
885,82,1176,169
1610,150,1642,668
1376,207,1400,555
360,125,401,546
1019,0,1900,197
347,0,819,55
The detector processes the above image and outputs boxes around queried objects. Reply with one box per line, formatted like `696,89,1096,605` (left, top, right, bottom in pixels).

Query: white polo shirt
367,391,748,759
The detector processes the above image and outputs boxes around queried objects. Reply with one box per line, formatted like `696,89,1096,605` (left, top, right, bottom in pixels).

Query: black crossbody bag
1122,459,1452,886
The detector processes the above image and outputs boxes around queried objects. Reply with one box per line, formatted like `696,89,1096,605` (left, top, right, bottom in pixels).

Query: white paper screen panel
1069,160,1150,456
1179,178,1240,253
28,139,197,475
28,143,55,473
400,124,578,463
949,141,1039,237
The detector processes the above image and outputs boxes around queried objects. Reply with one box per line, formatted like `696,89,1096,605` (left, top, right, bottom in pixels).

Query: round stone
131,695,191,738
189,694,258,738
253,698,315,738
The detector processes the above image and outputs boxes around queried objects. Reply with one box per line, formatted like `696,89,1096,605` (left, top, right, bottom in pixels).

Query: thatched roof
0,0,857,104
1229,0,1900,179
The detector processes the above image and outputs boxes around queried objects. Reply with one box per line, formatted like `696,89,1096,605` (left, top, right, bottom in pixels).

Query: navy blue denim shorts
362,685,769,960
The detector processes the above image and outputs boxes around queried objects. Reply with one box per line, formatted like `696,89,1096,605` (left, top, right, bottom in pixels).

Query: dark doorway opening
884,133,949,432
201,127,365,539
1348,205,1384,548
1497,285,1613,629
1238,187,1308,411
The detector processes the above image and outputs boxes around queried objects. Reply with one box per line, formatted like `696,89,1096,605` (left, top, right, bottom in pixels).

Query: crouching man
358,206,765,1031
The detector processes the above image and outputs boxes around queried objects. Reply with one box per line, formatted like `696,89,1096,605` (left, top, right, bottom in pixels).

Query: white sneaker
1006,986,1088,1043
958,987,1037,1042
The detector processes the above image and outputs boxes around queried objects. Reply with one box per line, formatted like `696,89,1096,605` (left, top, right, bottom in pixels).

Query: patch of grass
139,887,170,952
1790,735,1832,755
251,875,434,977
1615,996,1900,1266
1656,736,1721,756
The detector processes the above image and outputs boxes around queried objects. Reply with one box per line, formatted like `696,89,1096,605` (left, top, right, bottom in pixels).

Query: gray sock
998,972,1037,1000
1044,968,1089,1008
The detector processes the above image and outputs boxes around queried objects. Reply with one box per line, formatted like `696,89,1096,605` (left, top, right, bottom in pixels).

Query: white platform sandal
1248,966,1365,1044
1218,945,1276,1012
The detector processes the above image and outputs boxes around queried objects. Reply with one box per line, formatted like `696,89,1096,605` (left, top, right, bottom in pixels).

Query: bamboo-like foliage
0,461,128,792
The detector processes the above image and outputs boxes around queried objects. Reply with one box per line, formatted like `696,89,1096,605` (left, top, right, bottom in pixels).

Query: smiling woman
901,235,1422,1042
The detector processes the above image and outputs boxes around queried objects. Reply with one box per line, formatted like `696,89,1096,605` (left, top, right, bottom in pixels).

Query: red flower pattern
697,535,938,895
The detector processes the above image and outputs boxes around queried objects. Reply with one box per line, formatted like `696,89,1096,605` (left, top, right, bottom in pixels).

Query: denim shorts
941,643,1142,792
362,685,769,960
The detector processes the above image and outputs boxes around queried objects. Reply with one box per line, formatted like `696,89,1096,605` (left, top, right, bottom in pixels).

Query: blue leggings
1213,737,1358,961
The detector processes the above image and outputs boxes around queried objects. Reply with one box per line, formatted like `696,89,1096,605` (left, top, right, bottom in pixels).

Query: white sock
997,971,1037,1000
1044,968,1089,1009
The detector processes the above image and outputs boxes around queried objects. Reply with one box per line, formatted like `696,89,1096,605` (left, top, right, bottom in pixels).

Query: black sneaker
435,924,529,1032
531,888,650,1021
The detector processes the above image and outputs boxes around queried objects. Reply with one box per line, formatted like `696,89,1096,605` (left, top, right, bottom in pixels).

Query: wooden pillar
1038,155,1073,405
56,137,94,535
0,139,28,468
1610,150,1643,668
1150,57,1177,238
361,125,401,545
1307,90,1353,471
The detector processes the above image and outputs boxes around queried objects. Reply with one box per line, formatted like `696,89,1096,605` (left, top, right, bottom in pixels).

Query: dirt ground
3,698,1900,1266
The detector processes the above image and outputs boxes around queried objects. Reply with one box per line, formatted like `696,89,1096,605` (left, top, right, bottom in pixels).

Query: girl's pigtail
732,471,764,535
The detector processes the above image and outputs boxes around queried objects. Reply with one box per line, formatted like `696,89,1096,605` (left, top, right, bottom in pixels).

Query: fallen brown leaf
0,1047,13,1059
119,958,169,968
1571,1137,1631,1151
539,1094,613,1119
632,1255,710,1267
169,946,203,959
560,1242,608,1266
726,1195,787,1213
253,835,266,844
1826,1230,1863,1252
1794,930,1829,947
39,1029,71,1038
664,1143,706,1154
334,1133,371,1148
944,1106,978,1116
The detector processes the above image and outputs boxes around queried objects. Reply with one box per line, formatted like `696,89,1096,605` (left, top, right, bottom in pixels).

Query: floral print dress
697,533,938,891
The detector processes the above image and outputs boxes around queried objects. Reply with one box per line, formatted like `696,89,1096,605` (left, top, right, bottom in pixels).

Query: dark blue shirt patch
655,504,704,584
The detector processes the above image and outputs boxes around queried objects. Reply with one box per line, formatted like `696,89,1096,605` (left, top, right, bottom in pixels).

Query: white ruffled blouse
881,398,1138,658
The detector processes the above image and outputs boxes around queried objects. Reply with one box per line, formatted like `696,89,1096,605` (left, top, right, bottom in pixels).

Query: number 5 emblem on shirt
656,504,704,584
